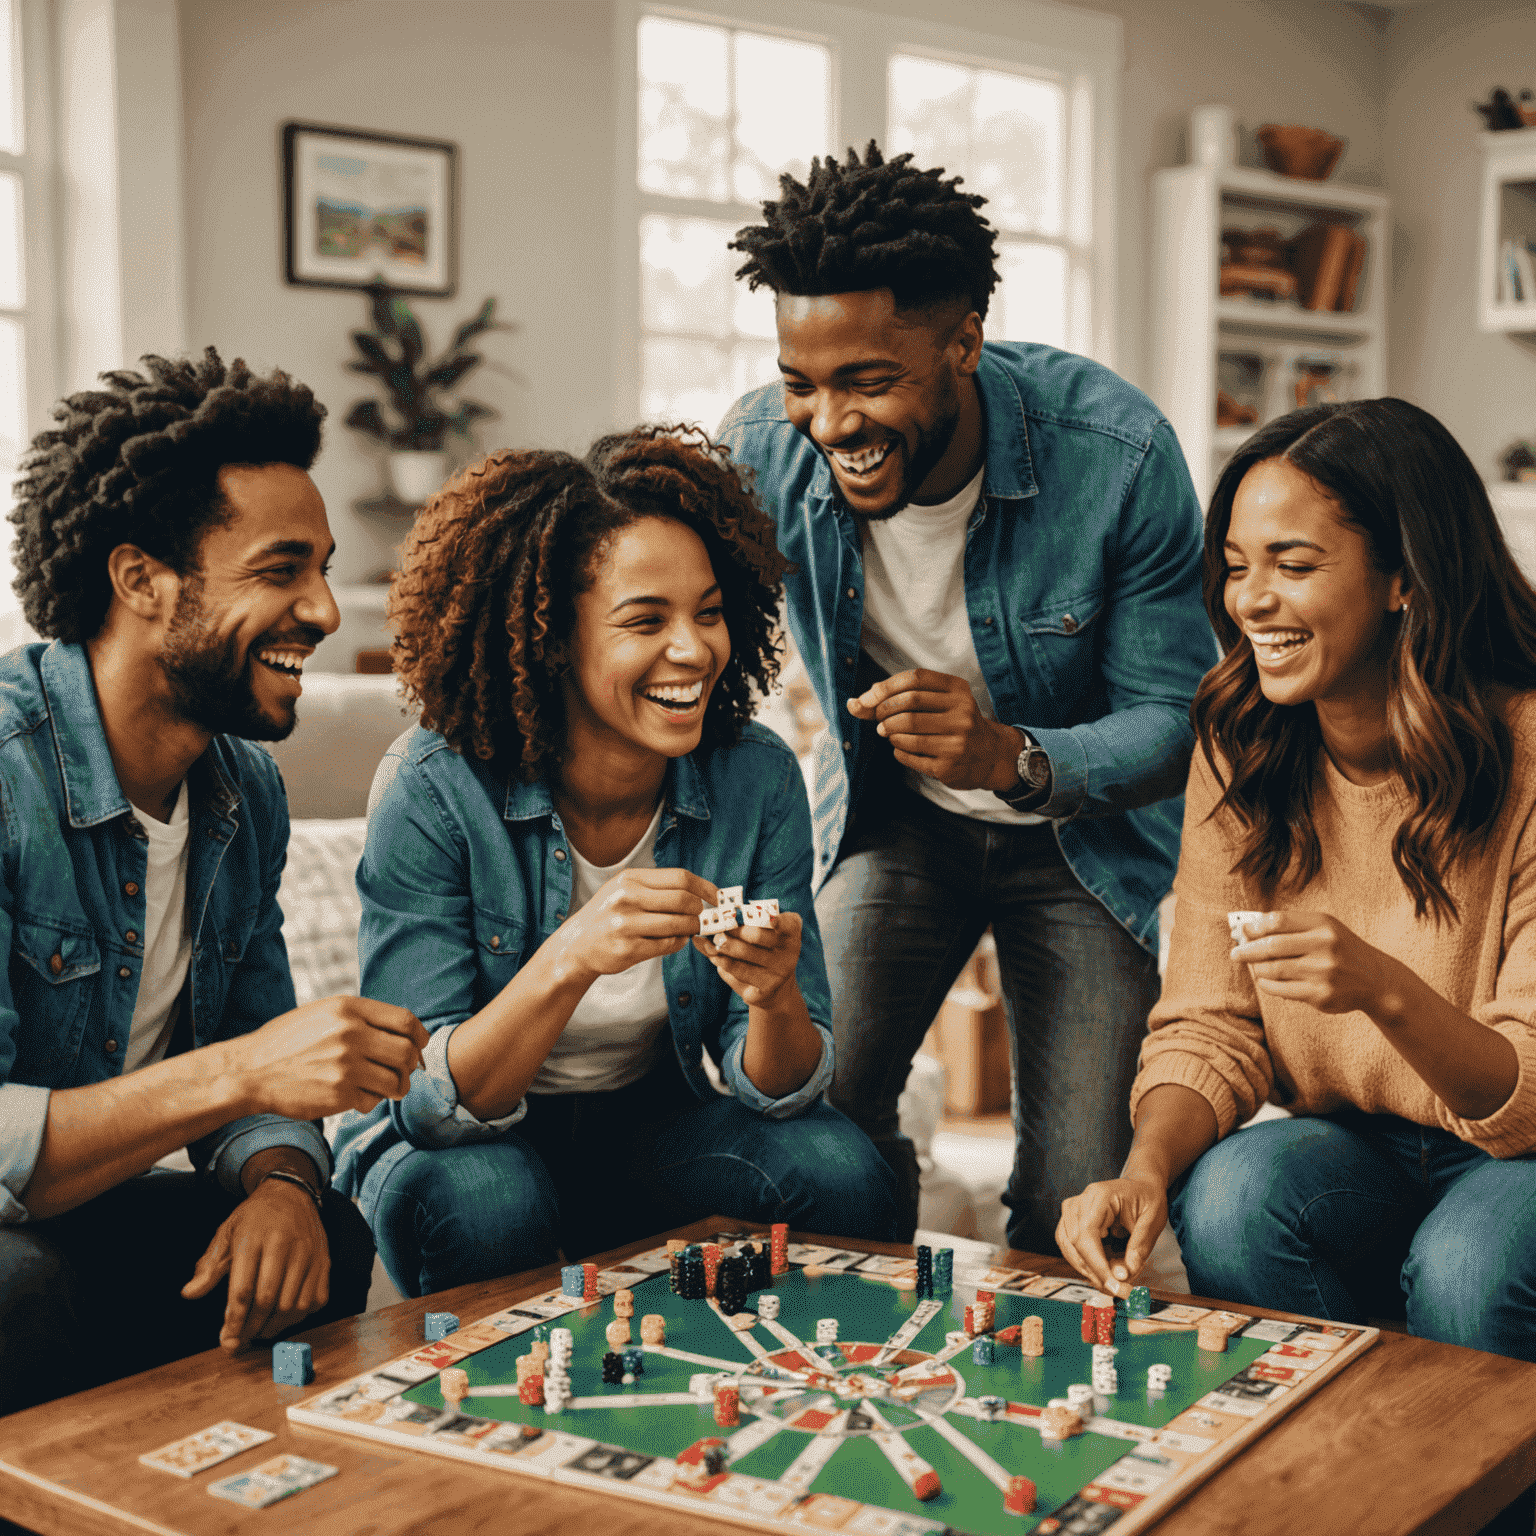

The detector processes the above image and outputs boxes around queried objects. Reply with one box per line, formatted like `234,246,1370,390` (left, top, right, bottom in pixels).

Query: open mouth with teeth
640,679,706,715
255,647,308,681
1248,630,1312,665
827,440,897,478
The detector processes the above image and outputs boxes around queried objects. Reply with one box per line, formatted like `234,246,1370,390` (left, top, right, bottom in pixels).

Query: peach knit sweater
1132,693,1536,1158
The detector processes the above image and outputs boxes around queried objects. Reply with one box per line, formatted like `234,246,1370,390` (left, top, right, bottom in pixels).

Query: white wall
1384,0,1536,481
178,0,616,587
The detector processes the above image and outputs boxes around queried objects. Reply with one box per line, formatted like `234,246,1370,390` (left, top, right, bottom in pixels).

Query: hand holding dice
693,886,800,1009
546,867,719,983
1227,908,1401,1016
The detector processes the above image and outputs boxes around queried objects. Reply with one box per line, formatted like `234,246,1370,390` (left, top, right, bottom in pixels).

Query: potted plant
343,283,511,505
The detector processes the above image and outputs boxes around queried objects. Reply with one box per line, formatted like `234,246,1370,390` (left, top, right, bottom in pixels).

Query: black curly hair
730,140,1001,320
388,425,790,782
10,347,326,641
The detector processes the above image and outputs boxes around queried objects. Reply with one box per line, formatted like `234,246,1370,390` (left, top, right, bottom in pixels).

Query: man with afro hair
0,348,427,1413
719,144,1215,1254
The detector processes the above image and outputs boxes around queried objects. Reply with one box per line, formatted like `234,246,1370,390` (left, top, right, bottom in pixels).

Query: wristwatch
1000,730,1052,811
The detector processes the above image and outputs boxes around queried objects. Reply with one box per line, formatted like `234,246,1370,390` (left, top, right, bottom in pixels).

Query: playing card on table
138,1420,274,1478
207,1454,338,1508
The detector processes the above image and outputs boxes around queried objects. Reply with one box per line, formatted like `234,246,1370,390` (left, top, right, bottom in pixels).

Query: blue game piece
972,1336,995,1366
272,1340,313,1385
1128,1285,1152,1319
934,1248,954,1294
425,1312,459,1341
622,1346,644,1377
561,1263,586,1298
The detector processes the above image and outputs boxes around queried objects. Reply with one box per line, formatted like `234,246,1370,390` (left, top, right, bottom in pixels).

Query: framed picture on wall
282,121,458,297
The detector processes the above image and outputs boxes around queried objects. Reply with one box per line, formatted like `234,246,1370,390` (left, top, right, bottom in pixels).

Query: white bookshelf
1478,126,1536,334
1150,164,1388,506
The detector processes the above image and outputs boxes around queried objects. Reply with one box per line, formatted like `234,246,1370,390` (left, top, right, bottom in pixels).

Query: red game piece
582,1262,598,1303
964,1304,976,1335
770,1223,789,1275
1081,1302,1095,1342
713,1380,739,1427
1095,1306,1116,1346
913,1470,941,1501
1005,1475,1036,1515
518,1374,545,1406
994,1324,1021,1347
702,1243,722,1298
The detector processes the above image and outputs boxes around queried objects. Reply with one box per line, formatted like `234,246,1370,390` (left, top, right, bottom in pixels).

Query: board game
288,1233,1378,1535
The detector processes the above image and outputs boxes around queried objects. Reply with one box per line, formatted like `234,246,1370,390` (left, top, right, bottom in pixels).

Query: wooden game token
614,1288,634,1318
439,1367,469,1408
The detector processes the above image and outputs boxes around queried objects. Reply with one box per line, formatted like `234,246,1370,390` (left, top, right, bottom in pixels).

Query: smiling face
1223,456,1406,712
775,289,984,520
559,516,731,768
158,463,339,741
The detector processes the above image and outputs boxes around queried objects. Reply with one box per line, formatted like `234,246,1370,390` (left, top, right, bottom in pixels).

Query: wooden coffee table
2,1219,1534,1535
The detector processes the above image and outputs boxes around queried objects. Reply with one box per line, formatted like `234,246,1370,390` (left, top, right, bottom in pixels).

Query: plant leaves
351,331,392,368
394,300,425,367
368,283,397,337
343,400,389,441
451,297,506,350
424,353,480,389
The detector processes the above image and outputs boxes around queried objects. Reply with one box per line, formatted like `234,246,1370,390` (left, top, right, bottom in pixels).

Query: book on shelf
1290,223,1366,312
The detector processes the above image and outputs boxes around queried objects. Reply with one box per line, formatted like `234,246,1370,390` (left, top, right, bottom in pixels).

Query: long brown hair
389,426,789,781
1193,399,1536,921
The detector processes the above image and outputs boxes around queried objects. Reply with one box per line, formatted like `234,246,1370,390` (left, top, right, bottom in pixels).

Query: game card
139,1421,274,1478
207,1454,337,1508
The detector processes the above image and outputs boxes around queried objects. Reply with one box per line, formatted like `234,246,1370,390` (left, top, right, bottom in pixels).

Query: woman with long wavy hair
1056,399,1536,1363
331,426,898,1295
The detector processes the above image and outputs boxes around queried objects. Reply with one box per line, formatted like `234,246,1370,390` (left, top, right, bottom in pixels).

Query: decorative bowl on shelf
1257,124,1345,180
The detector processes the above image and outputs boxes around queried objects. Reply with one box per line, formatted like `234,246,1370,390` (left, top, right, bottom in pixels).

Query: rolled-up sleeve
204,1114,333,1196
392,1023,527,1146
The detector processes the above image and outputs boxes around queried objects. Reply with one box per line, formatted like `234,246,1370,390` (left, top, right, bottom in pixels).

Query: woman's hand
694,911,803,1010
546,868,717,984
1056,1176,1169,1299
1231,909,1407,1018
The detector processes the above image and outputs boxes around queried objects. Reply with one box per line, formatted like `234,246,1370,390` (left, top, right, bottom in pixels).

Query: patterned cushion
280,818,368,1005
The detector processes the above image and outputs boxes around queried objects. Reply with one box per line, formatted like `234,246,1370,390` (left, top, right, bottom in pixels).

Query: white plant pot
387,450,449,506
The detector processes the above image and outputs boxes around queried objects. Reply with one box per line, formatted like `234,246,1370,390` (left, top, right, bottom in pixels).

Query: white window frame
612,0,1122,427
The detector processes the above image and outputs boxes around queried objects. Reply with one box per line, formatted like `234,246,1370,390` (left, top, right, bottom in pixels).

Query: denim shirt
717,341,1217,951
330,721,834,1209
0,641,328,1224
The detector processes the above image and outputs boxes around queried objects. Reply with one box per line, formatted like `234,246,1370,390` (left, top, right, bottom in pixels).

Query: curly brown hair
389,425,791,781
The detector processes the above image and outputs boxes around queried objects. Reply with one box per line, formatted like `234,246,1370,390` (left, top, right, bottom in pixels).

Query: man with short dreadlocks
0,349,427,1413
718,144,1215,1254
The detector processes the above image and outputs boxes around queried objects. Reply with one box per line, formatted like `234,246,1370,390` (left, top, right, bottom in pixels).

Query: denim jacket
0,641,327,1224
717,341,1217,951
330,721,834,1210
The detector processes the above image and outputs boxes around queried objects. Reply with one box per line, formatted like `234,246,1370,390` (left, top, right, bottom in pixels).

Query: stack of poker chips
744,1241,771,1292
1127,1285,1152,1319
964,1299,993,1336
679,1245,706,1300
1081,1302,1096,1343
582,1262,599,1303
1039,1399,1084,1440
560,1264,585,1299
716,1255,748,1317
640,1313,666,1345
666,1238,687,1293
758,1294,780,1322
621,1346,644,1381
814,1317,840,1361
544,1341,572,1414
933,1248,953,1294
1019,1315,1045,1357
770,1222,789,1275
702,1243,722,1297
1094,1304,1117,1346
971,1335,995,1366
915,1245,933,1299
713,1380,740,1427
1091,1344,1118,1397
517,1357,545,1407
601,1350,625,1385
1067,1383,1096,1421
1147,1363,1172,1394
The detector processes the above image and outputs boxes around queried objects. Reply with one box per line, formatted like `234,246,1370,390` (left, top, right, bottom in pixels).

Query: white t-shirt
859,463,1044,825
528,802,671,1094
122,780,193,1073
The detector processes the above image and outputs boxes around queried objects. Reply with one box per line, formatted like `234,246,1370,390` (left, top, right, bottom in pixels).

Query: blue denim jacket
0,641,328,1223
330,721,834,1209
717,341,1216,950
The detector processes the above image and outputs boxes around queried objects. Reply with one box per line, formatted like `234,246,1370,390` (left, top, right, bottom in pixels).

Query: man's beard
159,574,301,742
814,392,963,524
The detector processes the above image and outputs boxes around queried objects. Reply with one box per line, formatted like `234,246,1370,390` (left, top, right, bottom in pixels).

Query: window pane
733,278,776,341
639,17,728,201
993,240,1066,348
0,173,21,308
733,33,829,205
730,339,780,403
640,215,739,339
640,336,733,431
889,54,1064,237
0,0,18,157
0,315,24,472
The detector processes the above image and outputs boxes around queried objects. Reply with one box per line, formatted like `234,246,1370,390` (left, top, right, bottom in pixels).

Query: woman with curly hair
332,427,898,1294
1056,399,1536,1365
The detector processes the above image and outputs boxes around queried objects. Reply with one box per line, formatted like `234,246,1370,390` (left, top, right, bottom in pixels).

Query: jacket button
983,616,993,626
844,655,854,666
553,849,567,862
49,953,63,975
118,966,131,979
677,992,691,1006
1062,614,1078,633
845,586,857,600
105,1038,118,1053
123,881,139,897
489,935,500,949
843,739,851,751
125,930,138,944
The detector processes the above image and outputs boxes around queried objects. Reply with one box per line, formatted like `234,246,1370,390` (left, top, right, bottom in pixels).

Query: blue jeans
1170,1110,1536,1362
362,1053,900,1297
816,789,1159,1252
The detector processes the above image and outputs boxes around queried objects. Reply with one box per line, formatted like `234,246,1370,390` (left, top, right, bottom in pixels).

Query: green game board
288,1234,1378,1535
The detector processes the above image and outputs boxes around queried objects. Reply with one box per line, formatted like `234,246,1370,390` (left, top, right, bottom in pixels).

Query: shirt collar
501,749,714,825
800,343,1039,505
